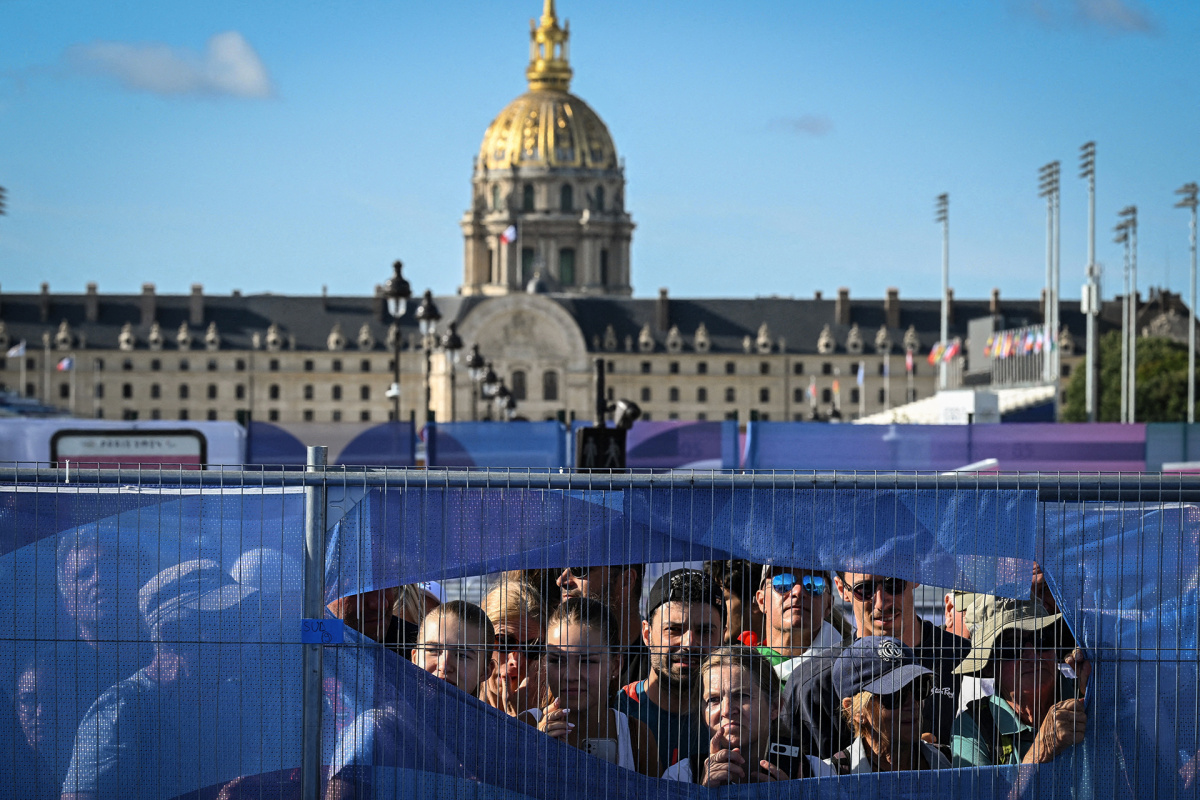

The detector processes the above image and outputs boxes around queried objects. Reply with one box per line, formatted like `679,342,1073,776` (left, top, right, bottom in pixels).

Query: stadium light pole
1120,206,1138,423
1176,183,1199,424
935,193,949,391
382,260,412,424
1039,161,1061,385
1080,142,1098,421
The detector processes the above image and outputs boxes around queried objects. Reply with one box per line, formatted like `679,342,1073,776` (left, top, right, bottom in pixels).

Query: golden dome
477,0,617,172
479,91,616,171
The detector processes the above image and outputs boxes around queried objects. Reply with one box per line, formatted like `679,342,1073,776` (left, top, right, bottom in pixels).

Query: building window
150,409,161,420
667,412,679,420
697,387,708,403
360,359,371,372
95,408,104,419
268,409,279,421
725,387,735,403
94,384,104,399
491,184,500,210
599,249,609,285
207,384,217,400
606,360,615,373
207,359,218,371
304,360,314,372
236,359,246,371
332,359,342,372
669,361,680,374
360,385,370,401
269,359,280,372
669,387,680,402
150,384,161,399
725,361,736,375
760,412,770,421
179,384,189,399
122,383,133,399
878,363,887,376
59,383,69,399
759,387,770,403
511,370,527,401
179,358,190,371
642,412,651,421
303,410,314,422
908,388,918,402
595,185,605,211
360,410,371,422
206,410,217,421
150,359,161,372
697,362,708,375
269,384,280,400
179,409,189,421
560,184,573,212
523,183,535,211
559,248,575,285
793,362,804,375
94,358,105,371
521,247,535,284
697,412,707,421
332,385,342,401
640,387,651,402
794,388,804,403
122,359,133,371
640,361,651,374
850,388,860,403
760,362,770,375
304,385,314,400
822,363,832,375
542,370,558,401
235,384,245,400
878,388,886,403
822,388,832,403
332,410,342,422
1061,364,1072,377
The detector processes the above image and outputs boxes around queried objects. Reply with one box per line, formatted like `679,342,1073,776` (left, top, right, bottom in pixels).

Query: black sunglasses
495,634,544,657
848,577,908,602
878,676,932,710
567,566,592,578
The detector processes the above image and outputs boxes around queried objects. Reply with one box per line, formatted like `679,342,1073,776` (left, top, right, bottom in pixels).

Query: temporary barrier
0,464,1195,799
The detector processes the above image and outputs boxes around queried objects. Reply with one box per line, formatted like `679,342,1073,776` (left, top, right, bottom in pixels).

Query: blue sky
1,0,1197,304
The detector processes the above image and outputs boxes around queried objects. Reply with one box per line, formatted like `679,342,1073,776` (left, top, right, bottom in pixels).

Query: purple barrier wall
425,421,567,468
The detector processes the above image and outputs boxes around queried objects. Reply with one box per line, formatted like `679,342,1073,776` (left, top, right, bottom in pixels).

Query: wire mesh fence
0,460,1196,799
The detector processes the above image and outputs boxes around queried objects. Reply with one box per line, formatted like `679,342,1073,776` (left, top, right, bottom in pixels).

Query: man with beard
614,569,724,770
555,564,649,685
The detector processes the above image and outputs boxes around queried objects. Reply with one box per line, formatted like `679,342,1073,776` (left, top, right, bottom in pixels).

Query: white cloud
1012,0,1155,34
769,115,834,137
67,31,274,98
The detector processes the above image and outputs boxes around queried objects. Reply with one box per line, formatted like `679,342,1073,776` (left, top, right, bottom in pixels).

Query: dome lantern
526,0,572,92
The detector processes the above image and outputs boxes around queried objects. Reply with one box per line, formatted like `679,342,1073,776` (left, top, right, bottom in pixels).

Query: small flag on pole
57,356,74,371
6,340,26,358
905,349,914,373
943,339,961,362
856,362,865,386
500,225,517,244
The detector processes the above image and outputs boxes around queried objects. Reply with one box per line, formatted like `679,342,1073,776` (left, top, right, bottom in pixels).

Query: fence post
301,446,328,800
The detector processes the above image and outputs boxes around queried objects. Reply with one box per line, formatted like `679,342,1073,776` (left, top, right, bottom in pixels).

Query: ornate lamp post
382,261,412,423
464,343,486,421
440,321,464,421
481,362,500,420
414,290,442,422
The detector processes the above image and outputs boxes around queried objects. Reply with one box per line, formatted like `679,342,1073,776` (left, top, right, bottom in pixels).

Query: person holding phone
950,598,1091,767
530,597,660,776
662,647,831,784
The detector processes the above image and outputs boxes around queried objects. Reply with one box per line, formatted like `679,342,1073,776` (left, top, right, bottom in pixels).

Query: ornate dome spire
526,0,572,92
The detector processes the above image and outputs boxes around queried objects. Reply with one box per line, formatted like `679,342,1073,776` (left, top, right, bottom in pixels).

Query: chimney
946,288,955,325
141,283,156,326
656,287,670,332
814,290,822,301
85,283,99,322
373,284,385,321
40,282,50,322
835,287,851,326
990,287,1001,316
189,284,204,326
884,287,900,329
321,285,328,311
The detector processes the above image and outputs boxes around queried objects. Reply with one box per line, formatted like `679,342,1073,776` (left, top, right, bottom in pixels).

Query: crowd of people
326,559,1094,788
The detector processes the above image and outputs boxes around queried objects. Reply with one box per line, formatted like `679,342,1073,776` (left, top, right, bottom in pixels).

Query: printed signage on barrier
50,428,208,469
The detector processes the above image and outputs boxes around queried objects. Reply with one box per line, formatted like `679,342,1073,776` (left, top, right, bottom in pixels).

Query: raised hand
1029,698,1087,763
537,697,573,742
750,759,789,782
701,729,745,787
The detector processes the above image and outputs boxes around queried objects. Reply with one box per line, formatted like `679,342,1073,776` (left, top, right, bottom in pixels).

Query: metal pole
1130,212,1137,423
392,336,401,423
936,194,949,391
1053,186,1061,386
449,359,457,422
301,445,328,800
1120,240,1129,423
1081,142,1098,421
424,336,433,423
1042,165,1054,384
594,357,606,426
1190,200,1198,423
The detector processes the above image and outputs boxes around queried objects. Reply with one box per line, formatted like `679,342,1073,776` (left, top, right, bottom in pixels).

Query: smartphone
1056,662,1089,704
583,738,618,764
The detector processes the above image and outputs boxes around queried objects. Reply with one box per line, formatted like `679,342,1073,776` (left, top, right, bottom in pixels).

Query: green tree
1062,331,1199,422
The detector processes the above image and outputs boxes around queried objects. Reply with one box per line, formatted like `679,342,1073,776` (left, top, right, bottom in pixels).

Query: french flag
57,356,74,371
500,225,517,244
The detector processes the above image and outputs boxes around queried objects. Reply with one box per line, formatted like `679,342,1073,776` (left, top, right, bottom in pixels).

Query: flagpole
858,361,865,418
884,352,891,410
42,338,50,403
69,352,77,416
906,348,914,403
18,343,26,397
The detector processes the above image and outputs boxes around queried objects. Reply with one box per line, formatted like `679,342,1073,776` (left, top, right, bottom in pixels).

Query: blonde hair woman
481,578,549,715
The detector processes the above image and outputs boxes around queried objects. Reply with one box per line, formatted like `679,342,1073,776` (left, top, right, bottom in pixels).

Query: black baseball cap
645,568,725,621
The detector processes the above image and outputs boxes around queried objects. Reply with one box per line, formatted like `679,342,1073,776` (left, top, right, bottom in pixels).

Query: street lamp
440,321,464,422
1177,183,1199,424
414,289,442,422
493,382,517,421
464,343,486,421
935,193,950,391
382,260,412,423
480,361,500,420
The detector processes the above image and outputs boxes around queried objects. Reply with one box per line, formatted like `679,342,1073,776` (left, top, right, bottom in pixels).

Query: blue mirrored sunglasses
770,573,829,596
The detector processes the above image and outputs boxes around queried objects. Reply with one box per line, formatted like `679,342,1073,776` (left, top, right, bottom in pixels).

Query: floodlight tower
935,193,949,390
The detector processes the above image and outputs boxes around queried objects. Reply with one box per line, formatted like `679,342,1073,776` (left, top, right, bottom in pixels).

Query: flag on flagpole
905,349,914,373
500,225,517,244
6,340,25,358
856,362,864,386
883,359,890,378
57,356,74,371
943,339,961,362
927,343,945,365
983,335,994,358
832,379,840,395
807,376,817,404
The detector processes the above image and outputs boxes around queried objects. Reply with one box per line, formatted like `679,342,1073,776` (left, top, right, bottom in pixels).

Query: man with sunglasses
833,571,969,749
556,564,650,686
753,568,841,682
